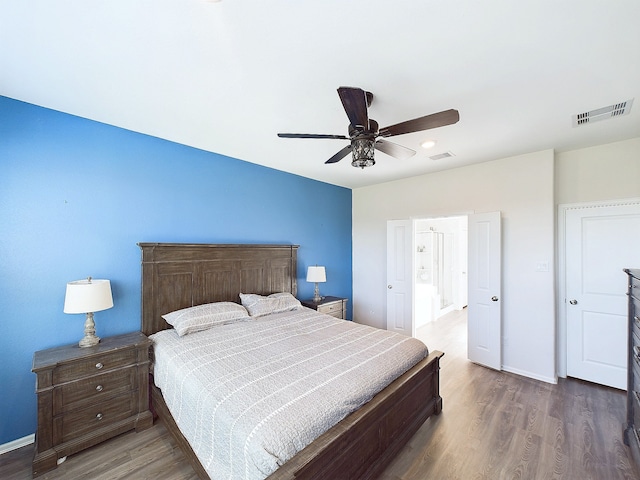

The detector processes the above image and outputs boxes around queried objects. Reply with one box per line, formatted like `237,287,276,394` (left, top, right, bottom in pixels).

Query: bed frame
139,242,443,480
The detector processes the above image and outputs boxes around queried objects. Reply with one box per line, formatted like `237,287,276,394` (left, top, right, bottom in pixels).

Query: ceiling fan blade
375,139,416,160
337,87,369,130
379,109,460,137
325,145,352,164
278,133,349,140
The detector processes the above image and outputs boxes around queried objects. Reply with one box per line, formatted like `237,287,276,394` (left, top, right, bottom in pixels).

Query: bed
139,242,444,480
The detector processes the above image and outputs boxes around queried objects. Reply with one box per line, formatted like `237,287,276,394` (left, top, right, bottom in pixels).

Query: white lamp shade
63,279,114,314
306,266,326,283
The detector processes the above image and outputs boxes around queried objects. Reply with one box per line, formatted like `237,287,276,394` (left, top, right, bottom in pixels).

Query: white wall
556,137,640,204
353,150,556,383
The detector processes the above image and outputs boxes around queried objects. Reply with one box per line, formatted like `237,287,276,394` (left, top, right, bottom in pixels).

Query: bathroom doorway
414,216,468,328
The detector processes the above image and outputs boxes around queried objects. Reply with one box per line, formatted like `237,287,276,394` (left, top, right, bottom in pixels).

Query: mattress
150,307,429,480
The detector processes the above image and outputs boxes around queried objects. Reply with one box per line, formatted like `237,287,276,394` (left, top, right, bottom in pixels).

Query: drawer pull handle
96,413,103,421
95,362,103,370
95,385,103,392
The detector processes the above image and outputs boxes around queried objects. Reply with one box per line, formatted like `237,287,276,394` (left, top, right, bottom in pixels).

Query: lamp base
312,283,322,303
79,312,100,348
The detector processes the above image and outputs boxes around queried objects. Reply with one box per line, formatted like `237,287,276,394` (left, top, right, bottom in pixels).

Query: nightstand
31,331,153,477
301,296,348,320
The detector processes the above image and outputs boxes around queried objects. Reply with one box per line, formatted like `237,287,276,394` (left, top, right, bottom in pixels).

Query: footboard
269,349,444,480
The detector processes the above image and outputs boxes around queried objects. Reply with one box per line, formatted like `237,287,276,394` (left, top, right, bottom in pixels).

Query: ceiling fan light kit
352,138,376,168
277,86,460,169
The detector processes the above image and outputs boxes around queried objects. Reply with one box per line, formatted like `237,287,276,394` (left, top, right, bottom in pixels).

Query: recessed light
421,139,436,149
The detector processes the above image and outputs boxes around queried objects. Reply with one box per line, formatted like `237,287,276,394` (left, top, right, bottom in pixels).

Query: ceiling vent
573,99,634,127
429,151,455,161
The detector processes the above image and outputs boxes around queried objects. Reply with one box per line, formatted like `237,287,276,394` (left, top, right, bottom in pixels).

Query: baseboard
502,365,558,385
0,434,34,455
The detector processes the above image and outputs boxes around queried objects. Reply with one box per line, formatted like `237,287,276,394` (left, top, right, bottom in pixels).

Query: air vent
573,99,633,127
429,151,455,161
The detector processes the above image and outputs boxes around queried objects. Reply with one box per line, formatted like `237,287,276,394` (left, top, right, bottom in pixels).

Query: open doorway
414,216,468,329
387,213,501,370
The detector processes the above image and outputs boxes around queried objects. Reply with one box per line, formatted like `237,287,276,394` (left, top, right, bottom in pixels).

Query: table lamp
63,277,113,347
306,266,326,303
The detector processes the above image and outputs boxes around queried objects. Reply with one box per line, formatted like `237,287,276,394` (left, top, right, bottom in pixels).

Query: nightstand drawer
633,359,640,391
634,354,640,385
318,302,344,316
54,391,137,444
53,349,137,384
53,367,137,415
633,331,640,372
632,295,640,319
632,277,640,312
634,391,640,432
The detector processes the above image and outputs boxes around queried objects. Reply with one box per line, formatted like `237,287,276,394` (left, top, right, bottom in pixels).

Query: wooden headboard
138,243,299,336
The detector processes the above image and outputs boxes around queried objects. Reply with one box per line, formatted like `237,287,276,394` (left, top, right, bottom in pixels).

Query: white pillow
239,292,302,317
162,302,250,336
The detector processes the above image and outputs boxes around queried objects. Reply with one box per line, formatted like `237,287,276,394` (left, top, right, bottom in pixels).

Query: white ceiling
1,1,639,189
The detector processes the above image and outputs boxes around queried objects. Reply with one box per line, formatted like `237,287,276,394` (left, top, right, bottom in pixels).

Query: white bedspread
150,307,428,480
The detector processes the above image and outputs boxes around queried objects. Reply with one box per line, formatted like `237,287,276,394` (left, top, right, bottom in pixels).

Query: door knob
569,299,578,305
491,296,499,302
387,285,393,289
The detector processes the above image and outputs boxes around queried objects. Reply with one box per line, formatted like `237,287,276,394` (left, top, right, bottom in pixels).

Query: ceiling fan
277,86,460,168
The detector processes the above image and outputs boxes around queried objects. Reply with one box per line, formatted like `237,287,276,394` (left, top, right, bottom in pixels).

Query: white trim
556,197,640,379
557,205,568,379
502,365,558,385
408,210,474,221
560,197,640,211
502,365,557,385
0,433,34,455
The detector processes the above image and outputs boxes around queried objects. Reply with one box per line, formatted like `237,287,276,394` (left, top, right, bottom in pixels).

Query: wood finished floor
2,309,638,479
382,308,639,480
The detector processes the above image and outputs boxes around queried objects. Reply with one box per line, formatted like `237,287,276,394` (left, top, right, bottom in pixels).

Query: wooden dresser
624,268,640,469
301,296,348,319
31,331,153,477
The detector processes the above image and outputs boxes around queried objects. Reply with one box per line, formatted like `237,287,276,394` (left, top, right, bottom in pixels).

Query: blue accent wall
0,96,352,445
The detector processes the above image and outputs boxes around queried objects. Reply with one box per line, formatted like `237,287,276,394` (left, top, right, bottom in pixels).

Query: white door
386,220,415,337
566,202,640,389
467,212,502,370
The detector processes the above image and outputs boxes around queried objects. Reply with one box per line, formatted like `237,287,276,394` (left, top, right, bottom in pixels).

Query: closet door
566,202,640,389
